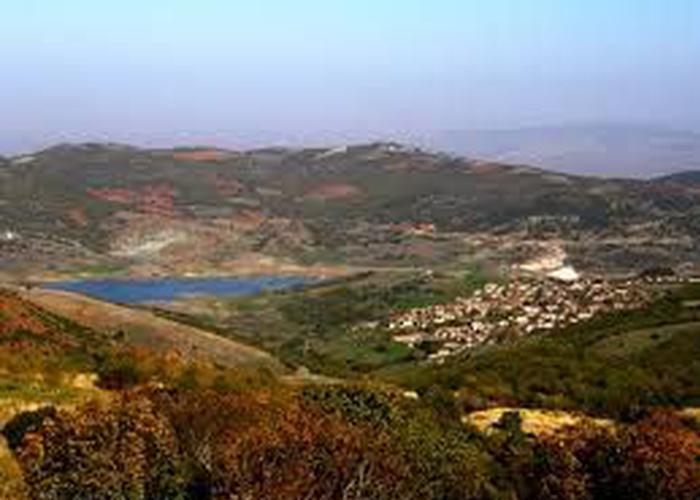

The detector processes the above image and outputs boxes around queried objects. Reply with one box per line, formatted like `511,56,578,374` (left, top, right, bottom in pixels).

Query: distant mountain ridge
426,124,700,178
660,170,700,184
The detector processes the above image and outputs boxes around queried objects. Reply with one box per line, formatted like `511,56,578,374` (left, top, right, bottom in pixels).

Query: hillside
0,290,101,371
2,144,700,497
427,124,700,178
2,282,699,499
1,142,699,279
660,170,700,185
18,287,281,371
380,282,700,419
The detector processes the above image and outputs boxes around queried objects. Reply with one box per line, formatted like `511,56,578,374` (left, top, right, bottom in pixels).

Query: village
387,276,655,361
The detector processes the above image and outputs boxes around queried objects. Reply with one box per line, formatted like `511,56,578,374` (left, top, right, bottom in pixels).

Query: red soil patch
468,162,507,175
87,187,138,204
231,209,265,230
139,184,176,217
66,207,89,228
306,183,362,201
207,173,243,197
87,184,177,218
172,150,230,162
384,160,438,172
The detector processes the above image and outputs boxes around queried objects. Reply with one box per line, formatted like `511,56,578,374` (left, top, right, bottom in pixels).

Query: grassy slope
17,288,283,372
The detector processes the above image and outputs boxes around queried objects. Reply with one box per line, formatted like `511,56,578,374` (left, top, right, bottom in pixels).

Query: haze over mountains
3,123,698,179
426,124,700,178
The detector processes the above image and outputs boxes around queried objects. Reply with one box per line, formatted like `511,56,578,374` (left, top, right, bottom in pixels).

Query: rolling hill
1,142,699,279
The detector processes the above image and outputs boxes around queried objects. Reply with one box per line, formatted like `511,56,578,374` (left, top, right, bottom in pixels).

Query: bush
96,350,148,389
213,403,409,499
16,393,184,499
601,412,700,499
302,384,494,499
532,411,700,500
147,385,410,498
2,406,57,451
148,388,289,497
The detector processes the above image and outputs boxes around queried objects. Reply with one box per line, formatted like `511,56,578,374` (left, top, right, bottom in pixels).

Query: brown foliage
534,412,700,500
610,411,700,500
12,373,698,500
17,393,183,499
212,401,409,499
533,424,603,500
148,388,279,495
146,387,412,499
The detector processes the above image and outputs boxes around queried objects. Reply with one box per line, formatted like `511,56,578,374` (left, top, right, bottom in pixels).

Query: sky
1,0,699,153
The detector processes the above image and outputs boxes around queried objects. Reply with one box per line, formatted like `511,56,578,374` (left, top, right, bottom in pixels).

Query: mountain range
1,141,699,280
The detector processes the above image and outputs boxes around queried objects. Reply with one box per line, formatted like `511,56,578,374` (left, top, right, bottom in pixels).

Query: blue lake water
42,276,313,304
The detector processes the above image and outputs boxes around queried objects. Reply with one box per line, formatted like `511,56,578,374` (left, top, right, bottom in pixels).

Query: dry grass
463,407,613,436
679,407,700,424
20,289,282,371
0,439,28,500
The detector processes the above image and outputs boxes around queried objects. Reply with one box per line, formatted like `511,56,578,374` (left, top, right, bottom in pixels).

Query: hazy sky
2,0,699,153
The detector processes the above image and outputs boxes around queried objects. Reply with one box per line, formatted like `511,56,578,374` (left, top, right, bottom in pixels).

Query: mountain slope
428,124,700,178
659,170,700,184
0,142,699,277
16,287,282,371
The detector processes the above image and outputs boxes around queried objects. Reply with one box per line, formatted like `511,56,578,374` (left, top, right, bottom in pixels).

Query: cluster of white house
388,278,652,361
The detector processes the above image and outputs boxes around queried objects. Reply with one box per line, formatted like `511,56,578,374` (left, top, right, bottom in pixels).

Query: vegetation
157,279,700,421
3,142,700,276
154,269,488,377
15,395,184,499
2,275,700,498
381,283,700,420
4,375,699,499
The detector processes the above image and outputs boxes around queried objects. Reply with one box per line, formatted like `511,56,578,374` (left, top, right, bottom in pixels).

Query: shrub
2,406,57,451
96,349,148,389
601,412,700,499
148,388,288,498
213,403,409,499
302,384,494,499
16,393,184,499
532,411,700,500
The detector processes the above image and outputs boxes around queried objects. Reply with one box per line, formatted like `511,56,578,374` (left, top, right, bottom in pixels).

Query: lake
42,276,313,304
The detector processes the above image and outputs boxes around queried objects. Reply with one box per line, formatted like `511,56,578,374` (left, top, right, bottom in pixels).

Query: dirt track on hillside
18,288,283,372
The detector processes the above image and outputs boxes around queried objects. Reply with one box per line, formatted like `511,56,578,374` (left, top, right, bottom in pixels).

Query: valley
5,0,699,495
2,142,700,498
